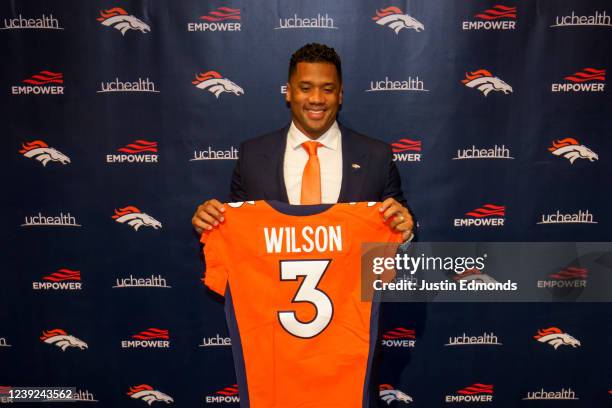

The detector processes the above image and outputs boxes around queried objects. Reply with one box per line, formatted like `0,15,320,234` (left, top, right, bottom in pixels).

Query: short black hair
289,43,342,83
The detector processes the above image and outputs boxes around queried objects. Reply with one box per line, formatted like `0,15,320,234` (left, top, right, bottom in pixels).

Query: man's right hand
192,199,225,235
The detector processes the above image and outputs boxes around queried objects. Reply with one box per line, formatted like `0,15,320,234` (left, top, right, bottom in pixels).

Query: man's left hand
379,198,414,242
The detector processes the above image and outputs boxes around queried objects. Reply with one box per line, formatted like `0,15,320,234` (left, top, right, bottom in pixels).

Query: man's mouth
305,107,326,120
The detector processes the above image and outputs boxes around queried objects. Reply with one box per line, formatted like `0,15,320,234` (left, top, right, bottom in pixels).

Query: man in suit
192,43,414,240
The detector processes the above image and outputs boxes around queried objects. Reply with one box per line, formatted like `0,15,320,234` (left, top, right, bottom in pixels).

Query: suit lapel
260,125,289,202
338,125,369,202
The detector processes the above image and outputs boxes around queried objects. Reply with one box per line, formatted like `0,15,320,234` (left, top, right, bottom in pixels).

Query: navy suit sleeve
380,144,408,208
229,143,247,202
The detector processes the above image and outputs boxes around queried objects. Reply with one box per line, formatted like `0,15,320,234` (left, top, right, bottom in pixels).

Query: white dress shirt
283,121,343,205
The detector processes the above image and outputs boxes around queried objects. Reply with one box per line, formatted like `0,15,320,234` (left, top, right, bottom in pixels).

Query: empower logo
127,384,173,405
20,140,70,166
11,70,64,95
188,6,241,32
121,328,170,348
275,13,337,30
462,5,517,30
524,387,578,400
381,328,416,348
551,10,611,28
97,7,150,35
548,138,598,163
462,69,512,96
33,268,82,290
454,204,505,227
193,71,244,98
552,68,606,92
205,384,240,404
537,267,588,289
379,384,413,405
112,206,162,231
534,327,581,349
445,384,494,403
40,329,88,351
1,14,62,30
372,7,424,33
106,140,158,163
391,139,421,162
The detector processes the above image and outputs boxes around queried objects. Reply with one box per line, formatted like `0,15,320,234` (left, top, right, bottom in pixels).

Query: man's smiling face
286,62,343,139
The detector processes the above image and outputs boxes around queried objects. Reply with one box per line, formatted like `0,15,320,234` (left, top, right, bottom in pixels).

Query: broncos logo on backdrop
19,140,70,166
372,7,424,34
534,327,581,349
380,384,413,405
112,206,162,231
462,69,513,96
548,138,598,164
40,329,88,351
97,7,150,35
192,71,244,98
127,384,173,405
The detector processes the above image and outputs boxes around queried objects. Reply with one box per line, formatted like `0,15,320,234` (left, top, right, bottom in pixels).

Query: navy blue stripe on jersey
362,293,382,408
266,200,333,216
225,286,250,408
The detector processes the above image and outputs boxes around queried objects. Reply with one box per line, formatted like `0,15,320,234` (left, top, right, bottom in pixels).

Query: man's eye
324,88,334,93
301,87,310,92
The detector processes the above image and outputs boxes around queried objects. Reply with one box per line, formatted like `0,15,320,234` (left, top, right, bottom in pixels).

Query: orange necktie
300,141,321,204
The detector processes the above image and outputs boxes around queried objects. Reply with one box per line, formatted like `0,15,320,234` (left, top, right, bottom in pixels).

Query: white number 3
278,260,333,338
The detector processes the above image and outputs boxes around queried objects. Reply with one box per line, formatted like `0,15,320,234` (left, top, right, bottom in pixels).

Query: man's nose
308,88,324,104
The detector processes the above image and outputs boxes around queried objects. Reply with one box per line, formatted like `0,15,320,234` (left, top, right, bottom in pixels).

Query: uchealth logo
0,337,11,348
98,77,159,93
122,328,170,348
462,5,517,30
537,267,588,289
112,206,162,231
193,71,244,98
534,327,581,349
106,139,158,163
22,212,81,227
551,68,606,92
188,6,241,32
372,7,424,33
523,387,579,400
381,328,416,348
11,70,64,95
462,69,512,96
191,146,239,161
72,389,98,402
538,209,597,225
199,334,231,347
113,274,171,289
445,332,502,346
97,7,150,35
367,76,427,92
454,204,505,227
445,384,494,403
453,144,513,160
205,384,240,404
392,139,421,162
20,140,70,166
40,329,88,351
551,10,611,28
1,13,62,30
379,384,413,405
275,12,337,30
127,384,173,405
33,268,82,291
549,138,598,163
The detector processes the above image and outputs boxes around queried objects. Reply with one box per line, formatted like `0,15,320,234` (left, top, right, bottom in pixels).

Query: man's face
286,62,343,139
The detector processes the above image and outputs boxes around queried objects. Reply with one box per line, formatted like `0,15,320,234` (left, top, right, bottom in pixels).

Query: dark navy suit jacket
229,123,407,207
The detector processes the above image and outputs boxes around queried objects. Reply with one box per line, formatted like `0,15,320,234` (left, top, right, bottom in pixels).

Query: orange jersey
202,200,402,408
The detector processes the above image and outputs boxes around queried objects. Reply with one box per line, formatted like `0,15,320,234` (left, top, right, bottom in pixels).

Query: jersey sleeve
201,230,229,296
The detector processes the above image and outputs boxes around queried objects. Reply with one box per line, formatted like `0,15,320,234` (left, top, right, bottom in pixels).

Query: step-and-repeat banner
2,0,611,406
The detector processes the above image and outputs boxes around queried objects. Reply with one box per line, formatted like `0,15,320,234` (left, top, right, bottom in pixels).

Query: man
192,43,414,239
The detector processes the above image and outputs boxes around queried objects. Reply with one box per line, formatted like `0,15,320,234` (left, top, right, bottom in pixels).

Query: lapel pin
351,163,361,169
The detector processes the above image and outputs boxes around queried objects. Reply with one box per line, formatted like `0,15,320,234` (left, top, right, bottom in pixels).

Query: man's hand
192,199,225,235
379,198,414,242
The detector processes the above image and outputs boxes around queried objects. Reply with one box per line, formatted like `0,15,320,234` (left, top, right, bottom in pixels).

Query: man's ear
285,82,291,103
339,84,344,105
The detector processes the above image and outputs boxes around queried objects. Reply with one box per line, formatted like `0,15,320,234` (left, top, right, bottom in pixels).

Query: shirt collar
287,121,340,151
